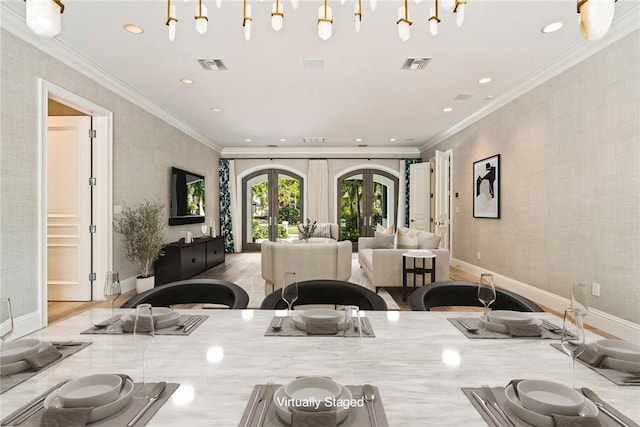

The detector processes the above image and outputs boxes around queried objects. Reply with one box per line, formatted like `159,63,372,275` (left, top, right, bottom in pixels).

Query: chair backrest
121,279,249,309
408,280,543,312
260,279,388,311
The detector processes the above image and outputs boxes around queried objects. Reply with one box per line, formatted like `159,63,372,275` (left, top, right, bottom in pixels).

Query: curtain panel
307,159,329,222
402,159,422,228
219,159,235,253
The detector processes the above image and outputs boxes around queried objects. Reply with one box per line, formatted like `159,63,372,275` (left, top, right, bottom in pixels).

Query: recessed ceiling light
355,138,363,142
123,24,144,34
211,108,221,112
358,144,368,147
541,22,563,34
280,138,286,142
267,144,277,148
180,78,194,85
245,138,252,142
443,107,453,112
389,138,397,142
478,77,492,84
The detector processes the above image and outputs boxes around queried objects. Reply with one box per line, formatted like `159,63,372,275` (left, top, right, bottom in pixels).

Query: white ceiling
2,0,639,156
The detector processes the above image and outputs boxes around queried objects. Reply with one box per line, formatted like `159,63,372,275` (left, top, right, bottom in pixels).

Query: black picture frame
473,154,500,219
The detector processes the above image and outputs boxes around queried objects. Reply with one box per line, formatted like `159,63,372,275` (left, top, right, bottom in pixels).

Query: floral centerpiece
299,218,317,241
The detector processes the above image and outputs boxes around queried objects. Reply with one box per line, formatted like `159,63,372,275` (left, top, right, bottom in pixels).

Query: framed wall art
473,154,500,218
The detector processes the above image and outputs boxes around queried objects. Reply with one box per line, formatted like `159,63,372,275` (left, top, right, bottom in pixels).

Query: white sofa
261,239,352,293
358,230,450,291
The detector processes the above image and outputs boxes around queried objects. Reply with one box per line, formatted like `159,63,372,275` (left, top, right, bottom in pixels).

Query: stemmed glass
133,303,156,398
0,298,14,344
571,283,589,317
561,308,586,389
281,272,298,315
477,274,496,328
104,272,122,333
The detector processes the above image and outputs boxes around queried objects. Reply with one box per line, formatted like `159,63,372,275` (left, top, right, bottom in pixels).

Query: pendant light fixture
396,0,412,42
317,0,333,41
354,0,362,33
166,0,178,41
271,0,284,31
194,0,208,35
26,0,64,38
243,0,252,40
428,0,440,36
578,0,616,40
454,0,466,27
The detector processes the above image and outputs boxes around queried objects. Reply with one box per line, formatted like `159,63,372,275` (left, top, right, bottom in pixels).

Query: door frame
432,149,453,254
38,79,113,326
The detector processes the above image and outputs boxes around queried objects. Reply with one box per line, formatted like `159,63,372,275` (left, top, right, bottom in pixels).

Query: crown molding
0,3,223,153
420,4,640,153
221,146,420,159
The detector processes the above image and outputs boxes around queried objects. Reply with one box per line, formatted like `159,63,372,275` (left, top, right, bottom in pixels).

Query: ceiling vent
197,59,227,71
303,58,325,70
303,137,325,144
455,94,473,100
401,58,431,70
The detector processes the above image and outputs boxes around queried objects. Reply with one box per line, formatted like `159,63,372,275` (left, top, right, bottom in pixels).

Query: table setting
80,307,208,336
238,377,389,427
265,308,375,338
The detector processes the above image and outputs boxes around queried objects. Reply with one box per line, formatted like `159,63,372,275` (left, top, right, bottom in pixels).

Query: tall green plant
113,200,165,278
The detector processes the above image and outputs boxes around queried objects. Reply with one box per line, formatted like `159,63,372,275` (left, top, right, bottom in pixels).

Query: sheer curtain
307,159,329,222
219,159,240,252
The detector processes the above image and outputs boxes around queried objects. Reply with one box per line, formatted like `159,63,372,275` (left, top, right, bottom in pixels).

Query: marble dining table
2,309,639,426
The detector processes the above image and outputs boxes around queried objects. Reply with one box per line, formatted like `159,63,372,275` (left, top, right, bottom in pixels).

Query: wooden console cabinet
154,236,225,286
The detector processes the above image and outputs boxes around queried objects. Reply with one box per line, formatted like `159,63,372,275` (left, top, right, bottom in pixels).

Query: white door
409,162,430,231
434,149,452,250
47,116,92,301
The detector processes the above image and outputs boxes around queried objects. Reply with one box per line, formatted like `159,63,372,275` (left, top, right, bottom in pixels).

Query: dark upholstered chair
408,280,543,312
260,279,388,311
121,279,249,309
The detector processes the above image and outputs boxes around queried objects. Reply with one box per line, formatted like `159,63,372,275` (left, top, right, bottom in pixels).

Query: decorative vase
136,276,155,294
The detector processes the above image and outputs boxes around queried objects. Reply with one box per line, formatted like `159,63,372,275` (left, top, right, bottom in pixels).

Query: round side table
402,250,436,302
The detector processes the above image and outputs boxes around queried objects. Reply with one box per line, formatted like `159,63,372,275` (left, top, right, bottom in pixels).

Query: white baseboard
451,258,640,342
10,311,44,340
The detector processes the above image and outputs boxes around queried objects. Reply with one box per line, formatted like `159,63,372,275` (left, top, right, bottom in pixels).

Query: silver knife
242,385,264,427
256,382,275,427
1,380,69,426
581,387,633,427
183,317,200,333
482,385,516,427
471,391,503,427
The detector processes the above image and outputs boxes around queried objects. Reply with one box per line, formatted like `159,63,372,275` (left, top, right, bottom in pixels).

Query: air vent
455,94,473,100
303,58,325,70
267,144,278,148
303,137,325,144
401,58,431,70
197,59,227,71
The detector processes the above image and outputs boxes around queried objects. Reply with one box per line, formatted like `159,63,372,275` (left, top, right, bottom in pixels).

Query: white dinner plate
44,377,134,423
479,315,541,334
58,373,123,408
284,377,342,408
273,383,352,425
299,309,343,324
487,310,534,325
516,379,584,416
595,339,640,363
122,311,181,329
504,384,597,427
292,313,345,332
603,356,640,373
0,338,42,365
0,341,52,376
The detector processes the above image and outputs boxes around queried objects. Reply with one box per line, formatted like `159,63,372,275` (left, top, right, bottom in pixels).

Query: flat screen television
169,167,205,225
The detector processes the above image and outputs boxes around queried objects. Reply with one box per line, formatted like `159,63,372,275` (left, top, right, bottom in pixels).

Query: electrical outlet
477,252,481,261
592,282,601,297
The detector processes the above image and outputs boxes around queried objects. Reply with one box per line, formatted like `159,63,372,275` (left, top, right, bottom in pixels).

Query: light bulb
244,4,252,40
168,5,177,41
429,6,438,36
26,0,62,37
271,1,284,31
397,6,410,41
195,4,207,34
456,3,464,27
579,0,615,40
354,2,361,33
318,4,333,40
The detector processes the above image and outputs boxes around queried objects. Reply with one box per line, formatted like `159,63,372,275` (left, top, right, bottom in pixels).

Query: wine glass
104,272,122,333
477,274,496,328
561,308,586,389
281,272,298,315
0,298,14,344
571,283,589,317
133,303,156,398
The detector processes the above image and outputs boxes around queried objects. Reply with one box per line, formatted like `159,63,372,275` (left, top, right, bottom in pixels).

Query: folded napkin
122,317,154,333
552,414,602,427
306,320,338,336
506,323,542,337
39,407,92,427
577,344,605,368
24,345,62,371
291,408,337,427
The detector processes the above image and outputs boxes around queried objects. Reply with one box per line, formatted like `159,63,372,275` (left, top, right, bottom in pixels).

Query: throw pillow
373,231,395,249
416,231,441,249
313,223,332,238
376,224,395,235
395,228,418,249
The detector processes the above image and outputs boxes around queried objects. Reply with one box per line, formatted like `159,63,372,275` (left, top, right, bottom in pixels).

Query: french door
242,169,303,251
337,169,398,244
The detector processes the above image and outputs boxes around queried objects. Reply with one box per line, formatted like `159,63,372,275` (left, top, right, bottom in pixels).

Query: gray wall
423,30,640,323
0,30,220,319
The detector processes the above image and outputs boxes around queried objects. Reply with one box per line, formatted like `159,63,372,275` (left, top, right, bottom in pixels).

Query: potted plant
113,199,166,294
298,218,317,241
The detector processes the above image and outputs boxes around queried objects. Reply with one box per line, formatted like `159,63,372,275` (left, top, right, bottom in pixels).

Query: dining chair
260,279,388,311
408,280,543,312
121,279,250,309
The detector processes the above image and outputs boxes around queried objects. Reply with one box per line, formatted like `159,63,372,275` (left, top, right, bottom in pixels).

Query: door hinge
430,218,434,223
430,168,434,173
89,272,97,281
89,177,97,186
89,224,97,234
430,193,434,198
89,129,96,138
